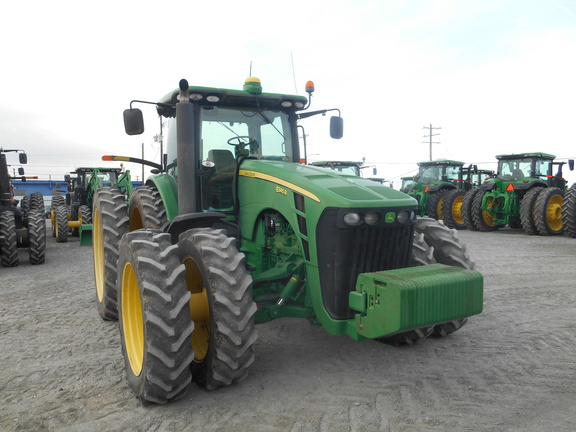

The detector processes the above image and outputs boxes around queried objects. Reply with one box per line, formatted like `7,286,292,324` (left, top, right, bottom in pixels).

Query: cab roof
496,152,555,160
157,79,308,118
417,160,464,166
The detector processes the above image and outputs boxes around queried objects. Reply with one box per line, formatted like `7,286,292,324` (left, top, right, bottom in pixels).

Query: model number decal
276,186,287,196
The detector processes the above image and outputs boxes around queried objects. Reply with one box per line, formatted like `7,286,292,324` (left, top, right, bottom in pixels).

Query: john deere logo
385,212,396,223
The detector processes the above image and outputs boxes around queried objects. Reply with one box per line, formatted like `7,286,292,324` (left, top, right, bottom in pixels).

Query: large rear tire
0,211,19,267
562,188,576,238
128,186,168,231
520,187,544,235
117,230,194,404
534,187,564,235
426,190,450,220
441,189,467,230
178,228,257,389
27,210,46,265
93,187,129,320
462,189,480,231
471,189,500,232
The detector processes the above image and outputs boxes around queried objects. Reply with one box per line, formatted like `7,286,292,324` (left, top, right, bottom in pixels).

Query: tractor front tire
414,217,476,270
54,205,69,243
441,189,467,230
178,228,257,390
562,188,576,238
27,211,46,265
29,192,45,212
378,231,436,346
117,230,194,404
520,187,544,235
79,205,92,224
414,217,474,337
93,187,129,320
534,187,564,236
0,211,19,267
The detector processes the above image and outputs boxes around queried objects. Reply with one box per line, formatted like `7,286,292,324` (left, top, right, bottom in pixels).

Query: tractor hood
238,159,416,209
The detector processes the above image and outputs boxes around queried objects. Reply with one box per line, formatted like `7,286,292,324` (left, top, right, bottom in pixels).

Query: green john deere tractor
400,160,471,229
51,167,132,245
464,152,574,234
92,77,483,404
0,148,46,266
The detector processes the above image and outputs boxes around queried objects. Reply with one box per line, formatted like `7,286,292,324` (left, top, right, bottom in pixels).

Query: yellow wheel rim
452,195,465,225
122,262,144,376
546,194,563,231
182,256,210,363
482,196,496,226
93,208,105,302
437,197,444,220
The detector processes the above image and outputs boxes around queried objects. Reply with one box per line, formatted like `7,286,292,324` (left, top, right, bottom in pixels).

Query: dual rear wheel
465,187,564,235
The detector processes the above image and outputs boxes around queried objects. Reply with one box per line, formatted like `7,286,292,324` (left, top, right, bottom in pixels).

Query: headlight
364,211,380,225
397,210,413,224
343,212,362,226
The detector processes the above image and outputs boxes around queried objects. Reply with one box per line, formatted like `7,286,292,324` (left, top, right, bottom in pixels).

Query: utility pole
422,123,441,161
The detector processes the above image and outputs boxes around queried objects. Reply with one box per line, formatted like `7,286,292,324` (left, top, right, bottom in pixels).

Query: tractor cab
494,152,572,190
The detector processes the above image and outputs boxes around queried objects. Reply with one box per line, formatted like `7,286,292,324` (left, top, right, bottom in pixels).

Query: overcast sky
2,0,576,187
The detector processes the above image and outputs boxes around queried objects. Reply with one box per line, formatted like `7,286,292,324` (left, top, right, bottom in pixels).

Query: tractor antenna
249,61,253,77
291,52,299,94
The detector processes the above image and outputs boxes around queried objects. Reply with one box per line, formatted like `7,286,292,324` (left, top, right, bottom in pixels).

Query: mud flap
79,224,93,246
349,264,483,339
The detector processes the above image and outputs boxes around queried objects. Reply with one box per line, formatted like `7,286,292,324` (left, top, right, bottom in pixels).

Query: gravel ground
1,224,575,432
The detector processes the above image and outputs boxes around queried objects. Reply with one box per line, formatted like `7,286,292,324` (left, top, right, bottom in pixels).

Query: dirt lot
1,223,575,432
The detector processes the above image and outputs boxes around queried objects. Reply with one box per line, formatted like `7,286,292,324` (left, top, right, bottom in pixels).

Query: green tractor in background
400,160,470,229
0,148,46,266
464,152,574,234
309,160,385,183
91,77,483,404
51,166,132,245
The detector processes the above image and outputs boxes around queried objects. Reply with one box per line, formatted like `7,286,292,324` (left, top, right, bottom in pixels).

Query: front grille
316,208,414,320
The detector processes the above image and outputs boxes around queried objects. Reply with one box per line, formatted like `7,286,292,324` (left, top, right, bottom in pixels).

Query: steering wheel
227,136,252,147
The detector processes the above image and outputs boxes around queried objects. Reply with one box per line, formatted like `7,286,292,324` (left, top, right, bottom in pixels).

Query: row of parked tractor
398,154,576,237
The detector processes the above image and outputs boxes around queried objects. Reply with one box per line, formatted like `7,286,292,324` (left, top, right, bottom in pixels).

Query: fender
145,174,179,220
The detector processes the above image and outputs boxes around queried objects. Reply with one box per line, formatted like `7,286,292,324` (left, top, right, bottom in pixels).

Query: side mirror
18,167,25,175
373,167,377,175
569,159,574,171
123,108,145,135
19,153,27,164
330,116,343,139
64,174,71,183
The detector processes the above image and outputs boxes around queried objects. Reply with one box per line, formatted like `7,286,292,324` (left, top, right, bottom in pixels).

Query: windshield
200,106,293,162
497,158,551,180
418,164,461,183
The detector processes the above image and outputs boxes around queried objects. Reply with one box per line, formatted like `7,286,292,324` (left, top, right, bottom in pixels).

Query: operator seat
512,169,525,181
207,149,236,209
